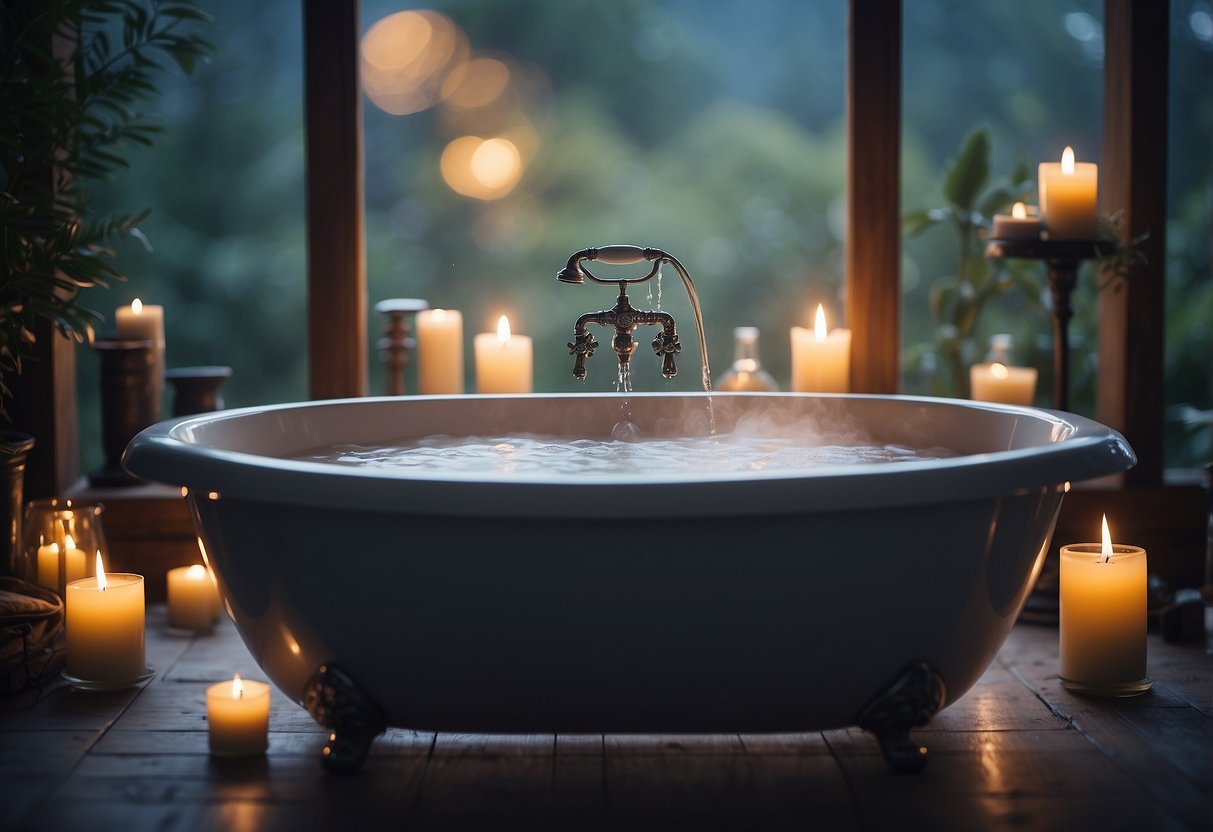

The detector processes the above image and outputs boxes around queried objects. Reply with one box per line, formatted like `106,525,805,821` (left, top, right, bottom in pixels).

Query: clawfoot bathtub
124,393,1134,773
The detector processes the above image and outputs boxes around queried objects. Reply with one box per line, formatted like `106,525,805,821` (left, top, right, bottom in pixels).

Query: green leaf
942,129,990,212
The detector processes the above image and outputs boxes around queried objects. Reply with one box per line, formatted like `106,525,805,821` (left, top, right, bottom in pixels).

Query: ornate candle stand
983,237,1118,412
374,298,428,395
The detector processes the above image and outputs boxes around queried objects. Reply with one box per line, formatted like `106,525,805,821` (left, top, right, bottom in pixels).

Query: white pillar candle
167,564,222,631
991,201,1043,241
1059,515,1150,695
65,553,145,683
1038,147,1099,240
474,315,533,394
970,362,1038,406
416,308,464,394
790,304,851,393
115,297,165,415
207,674,270,757
63,534,88,584
36,539,60,591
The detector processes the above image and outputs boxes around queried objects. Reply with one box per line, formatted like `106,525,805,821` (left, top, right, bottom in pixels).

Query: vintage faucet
557,245,685,381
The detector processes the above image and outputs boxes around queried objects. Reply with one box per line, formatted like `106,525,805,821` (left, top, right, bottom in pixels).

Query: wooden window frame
30,0,1178,499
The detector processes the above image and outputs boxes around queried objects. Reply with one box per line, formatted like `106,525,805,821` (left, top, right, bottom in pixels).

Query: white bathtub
124,392,1134,772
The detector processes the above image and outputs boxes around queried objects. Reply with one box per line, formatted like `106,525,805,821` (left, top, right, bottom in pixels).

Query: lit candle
416,308,464,394
1059,515,1151,696
115,297,165,391
474,315,533,394
790,304,851,393
1038,146,1098,240
969,361,1038,406
65,552,146,683
62,533,88,584
35,538,60,591
990,201,1043,241
207,673,270,757
166,564,222,631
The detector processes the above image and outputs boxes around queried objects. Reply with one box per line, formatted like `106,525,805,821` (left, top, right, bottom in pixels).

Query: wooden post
846,0,902,394
1099,0,1167,486
304,0,367,400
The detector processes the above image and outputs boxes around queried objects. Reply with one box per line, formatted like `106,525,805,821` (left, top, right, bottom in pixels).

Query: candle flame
1101,513,1113,562
814,304,828,342
132,298,143,315
1011,202,1027,219
991,362,1009,379
96,551,107,590
496,314,512,344
1061,146,1075,175
232,673,244,699
186,564,208,581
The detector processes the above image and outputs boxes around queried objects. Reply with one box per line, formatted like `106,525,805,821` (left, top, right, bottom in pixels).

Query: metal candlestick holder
983,237,1118,412
375,298,428,395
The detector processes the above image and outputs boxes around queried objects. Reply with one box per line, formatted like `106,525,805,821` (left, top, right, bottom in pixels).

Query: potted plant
0,0,211,571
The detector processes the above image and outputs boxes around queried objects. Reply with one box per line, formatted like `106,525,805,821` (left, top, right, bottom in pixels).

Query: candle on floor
970,362,1038,406
790,304,851,393
1059,514,1151,696
474,315,533,394
65,552,146,684
991,202,1043,241
416,308,465,394
207,673,270,757
115,297,166,414
167,564,222,631
1038,146,1098,240
35,538,60,591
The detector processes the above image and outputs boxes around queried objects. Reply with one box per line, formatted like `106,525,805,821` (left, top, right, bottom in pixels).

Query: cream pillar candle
207,674,270,756
1038,147,1098,240
36,539,60,591
790,304,851,393
416,308,464,394
474,315,533,394
1059,515,1151,696
115,297,165,418
970,362,1038,406
63,534,88,584
65,553,146,684
167,564,221,631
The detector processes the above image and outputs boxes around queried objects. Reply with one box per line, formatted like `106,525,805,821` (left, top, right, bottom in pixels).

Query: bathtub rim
122,392,1135,518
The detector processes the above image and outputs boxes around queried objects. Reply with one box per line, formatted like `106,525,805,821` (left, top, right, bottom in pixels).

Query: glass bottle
987,333,1014,364
716,327,778,392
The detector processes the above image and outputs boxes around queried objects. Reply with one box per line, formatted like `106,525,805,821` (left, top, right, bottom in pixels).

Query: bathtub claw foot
303,663,387,774
856,660,947,774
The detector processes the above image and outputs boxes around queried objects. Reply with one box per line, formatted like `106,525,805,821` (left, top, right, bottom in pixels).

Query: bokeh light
441,135,523,200
361,10,468,115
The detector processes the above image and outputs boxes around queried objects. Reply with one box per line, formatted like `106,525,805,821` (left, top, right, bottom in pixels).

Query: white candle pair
416,309,533,394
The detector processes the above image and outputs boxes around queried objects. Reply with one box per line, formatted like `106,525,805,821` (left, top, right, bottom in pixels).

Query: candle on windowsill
416,308,464,394
969,362,1038,406
207,673,270,757
1038,146,1098,240
1059,514,1151,696
167,564,222,631
115,298,165,415
65,552,146,684
991,202,1043,241
474,315,533,394
790,304,851,393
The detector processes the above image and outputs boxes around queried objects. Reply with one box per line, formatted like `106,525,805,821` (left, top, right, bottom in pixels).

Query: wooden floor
2,607,1210,831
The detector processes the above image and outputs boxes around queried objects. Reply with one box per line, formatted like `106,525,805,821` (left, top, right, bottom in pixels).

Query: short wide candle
167,564,221,631
65,555,145,683
970,362,1037,406
1059,515,1150,696
416,308,465,394
1038,146,1098,240
474,315,533,394
790,304,851,393
207,674,270,757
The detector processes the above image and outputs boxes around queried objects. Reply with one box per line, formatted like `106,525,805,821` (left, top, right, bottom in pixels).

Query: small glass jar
22,499,106,597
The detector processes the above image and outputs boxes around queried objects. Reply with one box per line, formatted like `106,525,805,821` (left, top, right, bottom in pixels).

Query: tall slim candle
1059,515,1151,696
416,308,464,394
115,298,165,418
